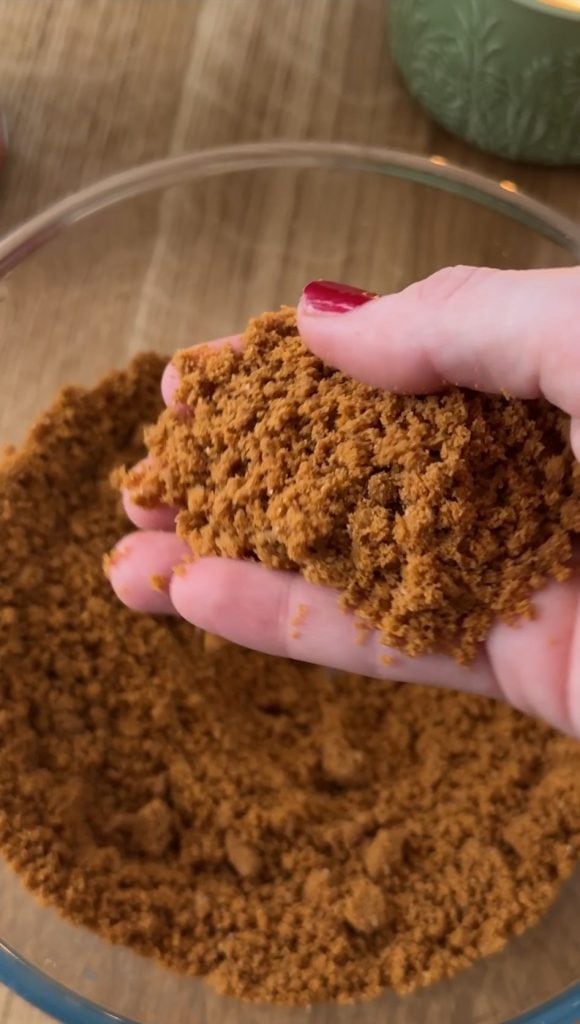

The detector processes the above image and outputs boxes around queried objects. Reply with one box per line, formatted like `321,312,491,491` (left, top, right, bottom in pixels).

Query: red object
302,280,377,314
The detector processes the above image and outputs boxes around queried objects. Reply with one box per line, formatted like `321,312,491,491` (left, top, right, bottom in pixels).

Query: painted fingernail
302,280,377,314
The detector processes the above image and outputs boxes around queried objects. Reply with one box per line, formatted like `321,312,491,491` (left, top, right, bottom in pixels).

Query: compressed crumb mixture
124,308,580,662
2,354,580,1006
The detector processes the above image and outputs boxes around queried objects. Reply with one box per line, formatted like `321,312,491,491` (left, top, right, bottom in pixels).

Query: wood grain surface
0,2,579,1023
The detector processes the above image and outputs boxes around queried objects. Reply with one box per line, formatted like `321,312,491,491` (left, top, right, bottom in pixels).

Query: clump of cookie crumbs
123,308,580,661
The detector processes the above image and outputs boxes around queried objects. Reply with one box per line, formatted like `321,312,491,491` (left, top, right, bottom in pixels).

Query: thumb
296,267,580,418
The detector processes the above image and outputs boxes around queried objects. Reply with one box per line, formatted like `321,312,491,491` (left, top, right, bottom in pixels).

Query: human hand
109,266,580,736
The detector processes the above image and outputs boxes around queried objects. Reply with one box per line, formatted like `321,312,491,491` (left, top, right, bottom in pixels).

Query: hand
109,266,580,736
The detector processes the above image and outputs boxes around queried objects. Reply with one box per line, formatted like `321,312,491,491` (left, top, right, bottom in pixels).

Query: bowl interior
0,157,576,448
0,154,579,1024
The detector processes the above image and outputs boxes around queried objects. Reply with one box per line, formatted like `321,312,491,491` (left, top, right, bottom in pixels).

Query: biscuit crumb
344,877,387,934
203,632,228,653
290,602,308,640
150,573,169,593
225,831,261,879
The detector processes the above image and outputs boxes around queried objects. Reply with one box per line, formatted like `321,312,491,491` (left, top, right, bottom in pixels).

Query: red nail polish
302,280,377,314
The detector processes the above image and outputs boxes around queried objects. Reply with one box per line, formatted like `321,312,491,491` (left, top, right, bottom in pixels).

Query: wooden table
0,2,579,1023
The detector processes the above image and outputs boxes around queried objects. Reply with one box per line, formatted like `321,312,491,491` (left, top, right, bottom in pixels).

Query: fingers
110,542,580,736
121,460,177,530
161,363,181,407
107,531,189,614
297,267,580,417
487,575,580,736
122,490,177,531
169,557,498,696
171,559,580,736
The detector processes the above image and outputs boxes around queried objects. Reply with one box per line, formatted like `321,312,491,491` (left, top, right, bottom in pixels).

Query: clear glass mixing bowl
0,142,580,1024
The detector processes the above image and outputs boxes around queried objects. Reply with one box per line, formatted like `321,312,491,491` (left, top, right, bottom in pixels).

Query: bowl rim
512,0,580,21
1,139,580,1024
0,141,579,277
1,935,580,1024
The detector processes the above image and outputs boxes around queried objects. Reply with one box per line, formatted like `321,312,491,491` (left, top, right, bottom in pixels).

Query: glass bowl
0,141,580,1024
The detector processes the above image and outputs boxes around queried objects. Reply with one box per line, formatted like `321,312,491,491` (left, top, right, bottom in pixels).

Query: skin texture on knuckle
409,265,496,308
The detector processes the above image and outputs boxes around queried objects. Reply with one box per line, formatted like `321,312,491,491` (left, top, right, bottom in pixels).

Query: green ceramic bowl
388,0,580,165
